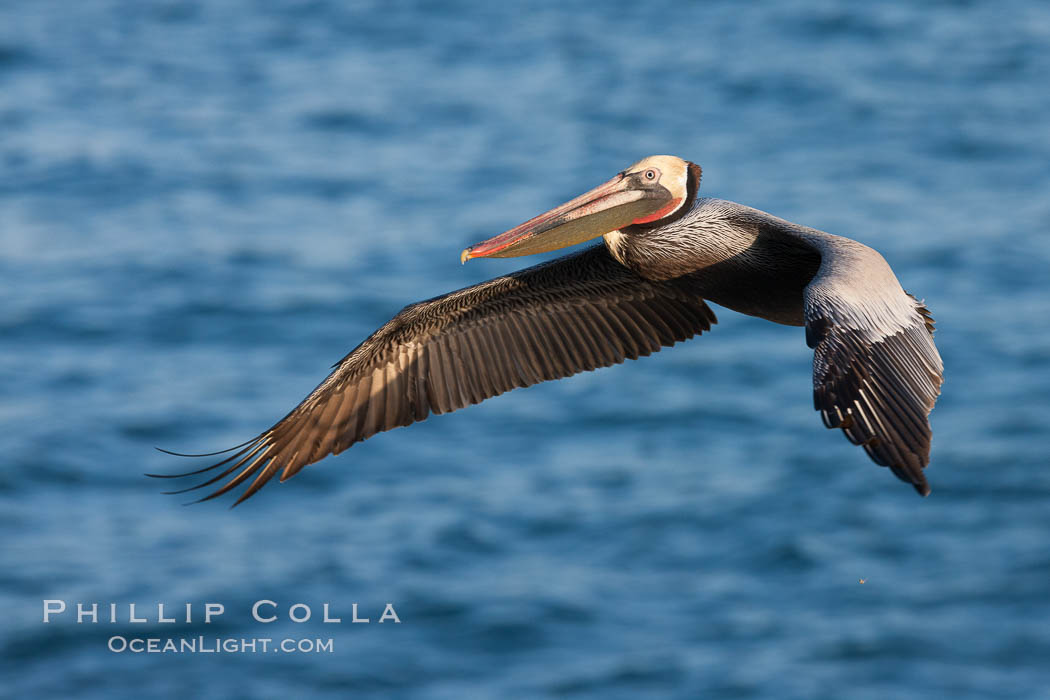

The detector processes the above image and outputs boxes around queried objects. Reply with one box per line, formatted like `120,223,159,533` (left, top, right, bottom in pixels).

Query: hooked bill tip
460,248,472,264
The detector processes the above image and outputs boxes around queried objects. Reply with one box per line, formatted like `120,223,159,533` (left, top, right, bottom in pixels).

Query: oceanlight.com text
107,636,334,654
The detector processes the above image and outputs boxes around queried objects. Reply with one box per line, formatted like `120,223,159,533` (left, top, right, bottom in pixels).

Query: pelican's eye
644,169,657,181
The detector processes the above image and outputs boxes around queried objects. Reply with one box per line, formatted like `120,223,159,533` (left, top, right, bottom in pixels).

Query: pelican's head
461,155,700,263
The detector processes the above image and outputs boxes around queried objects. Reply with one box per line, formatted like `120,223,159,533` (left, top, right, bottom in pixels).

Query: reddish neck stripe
632,198,682,225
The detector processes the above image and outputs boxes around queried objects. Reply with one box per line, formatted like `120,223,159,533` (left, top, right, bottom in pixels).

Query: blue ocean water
2,0,1049,697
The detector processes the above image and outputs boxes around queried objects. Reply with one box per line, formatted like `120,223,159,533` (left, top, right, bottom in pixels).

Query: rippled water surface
3,1,1049,698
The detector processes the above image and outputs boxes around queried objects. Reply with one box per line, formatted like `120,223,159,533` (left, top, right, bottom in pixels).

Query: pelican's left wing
153,245,717,505
803,237,943,495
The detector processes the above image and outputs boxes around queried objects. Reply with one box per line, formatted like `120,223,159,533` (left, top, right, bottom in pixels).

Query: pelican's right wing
802,237,944,495
155,245,716,504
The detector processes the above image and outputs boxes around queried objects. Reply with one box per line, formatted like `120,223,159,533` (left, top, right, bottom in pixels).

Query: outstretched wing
803,238,943,495
155,245,717,505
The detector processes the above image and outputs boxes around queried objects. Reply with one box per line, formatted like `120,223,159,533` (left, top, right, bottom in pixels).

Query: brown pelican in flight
155,156,943,505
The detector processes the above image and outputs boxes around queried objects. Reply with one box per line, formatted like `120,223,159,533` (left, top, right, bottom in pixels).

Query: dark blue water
3,1,1049,697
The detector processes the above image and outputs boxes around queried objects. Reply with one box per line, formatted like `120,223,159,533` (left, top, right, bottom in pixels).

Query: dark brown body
606,198,822,326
